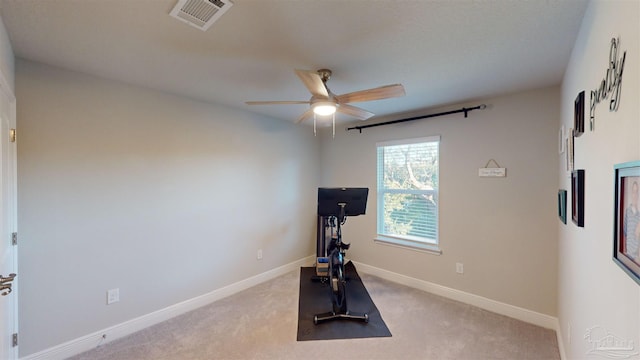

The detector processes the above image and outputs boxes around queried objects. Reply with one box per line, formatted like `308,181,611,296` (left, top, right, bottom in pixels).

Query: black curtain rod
346,104,487,133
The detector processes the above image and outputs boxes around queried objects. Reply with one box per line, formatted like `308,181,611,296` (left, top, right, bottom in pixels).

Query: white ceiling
0,0,589,125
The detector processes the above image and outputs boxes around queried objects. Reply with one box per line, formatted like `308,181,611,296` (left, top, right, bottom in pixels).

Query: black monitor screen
317,187,369,217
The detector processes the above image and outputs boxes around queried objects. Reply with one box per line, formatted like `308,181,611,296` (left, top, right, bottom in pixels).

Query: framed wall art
558,189,567,224
574,91,585,137
572,169,585,227
613,161,640,285
566,128,574,172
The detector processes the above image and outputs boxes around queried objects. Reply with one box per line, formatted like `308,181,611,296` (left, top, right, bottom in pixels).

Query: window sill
374,236,442,255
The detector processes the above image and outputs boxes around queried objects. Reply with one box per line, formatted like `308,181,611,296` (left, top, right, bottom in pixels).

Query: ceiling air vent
170,0,233,31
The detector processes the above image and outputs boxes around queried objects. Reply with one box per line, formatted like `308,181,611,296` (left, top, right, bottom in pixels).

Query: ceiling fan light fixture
246,68,405,124
313,102,337,116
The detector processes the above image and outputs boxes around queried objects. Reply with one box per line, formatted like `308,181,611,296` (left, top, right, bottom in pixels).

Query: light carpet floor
69,269,560,360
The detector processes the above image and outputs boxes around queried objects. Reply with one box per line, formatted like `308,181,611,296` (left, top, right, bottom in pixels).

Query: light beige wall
0,15,14,91
16,59,319,356
559,0,640,358
319,87,559,316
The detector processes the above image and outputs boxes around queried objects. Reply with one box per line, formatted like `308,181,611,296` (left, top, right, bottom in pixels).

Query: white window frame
375,136,441,254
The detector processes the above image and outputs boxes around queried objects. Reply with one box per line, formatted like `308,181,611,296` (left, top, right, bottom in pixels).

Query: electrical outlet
456,263,464,274
257,249,263,260
107,288,119,305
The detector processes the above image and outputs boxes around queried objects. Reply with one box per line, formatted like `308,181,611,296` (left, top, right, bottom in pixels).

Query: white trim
21,256,562,360
0,68,18,360
20,255,315,360
352,261,558,330
555,317,566,360
374,236,442,255
376,135,440,147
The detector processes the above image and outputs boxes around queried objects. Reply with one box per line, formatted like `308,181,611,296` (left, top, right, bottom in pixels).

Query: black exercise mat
297,261,392,341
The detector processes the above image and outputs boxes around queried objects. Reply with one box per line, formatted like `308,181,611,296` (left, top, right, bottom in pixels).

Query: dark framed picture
574,91,585,136
572,169,585,227
558,189,567,224
613,161,640,285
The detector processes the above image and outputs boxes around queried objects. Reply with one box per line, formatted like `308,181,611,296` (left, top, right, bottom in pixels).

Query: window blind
376,136,439,244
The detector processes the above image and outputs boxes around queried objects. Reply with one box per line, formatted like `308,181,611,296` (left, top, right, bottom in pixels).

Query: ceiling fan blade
337,104,374,120
295,108,315,124
295,69,329,98
245,101,310,105
335,84,405,104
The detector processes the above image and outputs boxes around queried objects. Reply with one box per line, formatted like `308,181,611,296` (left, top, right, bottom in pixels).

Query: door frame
0,69,18,360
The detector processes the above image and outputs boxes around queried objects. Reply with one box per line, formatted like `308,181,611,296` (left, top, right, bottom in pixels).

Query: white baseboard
21,255,315,360
22,257,561,360
352,261,559,330
555,317,567,360
354,260,566,358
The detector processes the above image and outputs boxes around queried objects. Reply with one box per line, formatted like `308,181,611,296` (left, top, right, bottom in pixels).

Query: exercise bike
314,187,369,325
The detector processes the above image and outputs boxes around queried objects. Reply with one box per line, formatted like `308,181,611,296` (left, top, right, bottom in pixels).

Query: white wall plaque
478,168,506,177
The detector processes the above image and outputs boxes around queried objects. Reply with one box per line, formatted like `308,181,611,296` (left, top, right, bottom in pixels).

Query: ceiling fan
245,69,405,124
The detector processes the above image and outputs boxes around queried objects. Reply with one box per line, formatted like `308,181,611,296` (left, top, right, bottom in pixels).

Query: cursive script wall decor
589,37,626,131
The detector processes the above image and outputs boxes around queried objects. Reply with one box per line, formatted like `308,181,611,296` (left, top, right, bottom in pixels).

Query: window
376,136,440,253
